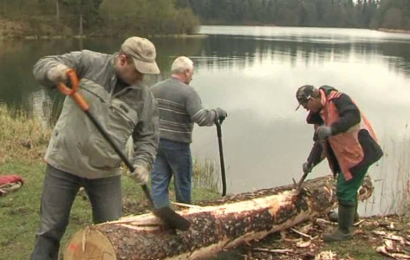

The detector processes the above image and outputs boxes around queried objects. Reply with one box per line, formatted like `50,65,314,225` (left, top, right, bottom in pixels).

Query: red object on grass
0,175,25,195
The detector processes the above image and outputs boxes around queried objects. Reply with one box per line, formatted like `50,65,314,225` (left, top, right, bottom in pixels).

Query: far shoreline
0,26,409,41
377,28,410,34
0,33,208,41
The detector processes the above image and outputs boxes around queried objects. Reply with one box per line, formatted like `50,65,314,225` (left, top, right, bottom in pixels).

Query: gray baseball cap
295,85,316,111
121,37,160,74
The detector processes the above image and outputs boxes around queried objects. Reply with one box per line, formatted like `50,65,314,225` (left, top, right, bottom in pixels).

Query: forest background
0,0,408,38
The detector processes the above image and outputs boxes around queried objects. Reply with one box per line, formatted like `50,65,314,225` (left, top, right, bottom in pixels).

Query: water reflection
1,28,410,108
194,34,410,78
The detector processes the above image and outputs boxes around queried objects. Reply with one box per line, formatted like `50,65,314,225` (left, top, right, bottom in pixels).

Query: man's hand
215,107,228,123
47,64,69,84
130,165,149,185
316,126,333,140
302,162,313,174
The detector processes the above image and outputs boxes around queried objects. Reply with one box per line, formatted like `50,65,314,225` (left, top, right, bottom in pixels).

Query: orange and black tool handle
57,69,155,208
57,69,89,112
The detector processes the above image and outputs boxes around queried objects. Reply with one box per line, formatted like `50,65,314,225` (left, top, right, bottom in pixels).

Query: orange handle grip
57,69,78,95
57,69,89,111
71,92,89,111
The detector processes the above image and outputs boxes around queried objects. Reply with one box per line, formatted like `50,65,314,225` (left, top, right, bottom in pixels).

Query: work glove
316,126,333,140
130,164,149,185
47,64,69,84
302,162,313,174
214,107,228,124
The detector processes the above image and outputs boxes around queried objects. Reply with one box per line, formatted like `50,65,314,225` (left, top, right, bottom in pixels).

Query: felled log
64,175,373,260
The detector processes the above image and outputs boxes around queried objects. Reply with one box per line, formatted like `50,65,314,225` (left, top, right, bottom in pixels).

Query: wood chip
316,218,337,225
296,240,311,248
252,247,293,254
291,228,314,239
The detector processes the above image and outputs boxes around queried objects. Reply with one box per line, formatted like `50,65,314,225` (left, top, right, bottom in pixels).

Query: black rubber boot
323,203,355,242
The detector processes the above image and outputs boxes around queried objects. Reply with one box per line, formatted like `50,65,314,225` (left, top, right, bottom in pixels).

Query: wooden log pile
63,175,373,260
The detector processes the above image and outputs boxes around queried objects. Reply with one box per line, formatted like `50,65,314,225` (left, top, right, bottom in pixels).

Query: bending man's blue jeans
151,138,192,209
30,164,122,260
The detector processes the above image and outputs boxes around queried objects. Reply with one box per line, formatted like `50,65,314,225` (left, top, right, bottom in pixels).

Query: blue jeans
151,139,192,209
30,164,122,260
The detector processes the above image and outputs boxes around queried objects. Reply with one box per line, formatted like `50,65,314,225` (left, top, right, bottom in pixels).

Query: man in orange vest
296,85,383,242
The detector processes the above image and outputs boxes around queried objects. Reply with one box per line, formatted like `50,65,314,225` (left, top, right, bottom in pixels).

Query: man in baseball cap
30,36,161,259
121,36,160,75
295,84,317,111
295,84,383,243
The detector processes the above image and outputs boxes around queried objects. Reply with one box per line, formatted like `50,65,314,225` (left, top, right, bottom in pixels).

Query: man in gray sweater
150,56,227,208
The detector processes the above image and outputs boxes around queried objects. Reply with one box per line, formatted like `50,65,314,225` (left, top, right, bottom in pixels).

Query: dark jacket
306,85,383,177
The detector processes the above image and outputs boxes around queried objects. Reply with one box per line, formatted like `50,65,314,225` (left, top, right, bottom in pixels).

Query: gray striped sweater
151,78,218,143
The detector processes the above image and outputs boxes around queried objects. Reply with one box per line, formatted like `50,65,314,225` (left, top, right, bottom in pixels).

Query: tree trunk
2,0,6,17
79,14,83,36
55,0,59,21
63,175,374,260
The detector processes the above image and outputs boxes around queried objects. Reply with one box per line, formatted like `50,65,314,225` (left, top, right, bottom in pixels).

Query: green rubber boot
323,203,355,243
328,197,359,224
328,210,359,223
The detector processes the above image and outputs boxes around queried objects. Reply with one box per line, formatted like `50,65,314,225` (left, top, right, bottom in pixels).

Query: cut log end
63,228,117,260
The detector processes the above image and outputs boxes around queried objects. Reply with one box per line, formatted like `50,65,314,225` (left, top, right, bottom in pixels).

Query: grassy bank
0,160,220,260
0,105,220,259
0,161,77,260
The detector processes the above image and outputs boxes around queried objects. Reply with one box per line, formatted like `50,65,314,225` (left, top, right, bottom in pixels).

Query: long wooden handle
216,120,227,197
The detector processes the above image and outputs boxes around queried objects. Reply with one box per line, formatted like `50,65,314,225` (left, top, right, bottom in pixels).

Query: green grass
0,161,91,260
324,223,385,260
321,239,384,260
0,161,43,260
0,160,220,260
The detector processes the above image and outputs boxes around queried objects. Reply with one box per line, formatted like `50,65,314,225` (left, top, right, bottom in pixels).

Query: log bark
63,175,373,260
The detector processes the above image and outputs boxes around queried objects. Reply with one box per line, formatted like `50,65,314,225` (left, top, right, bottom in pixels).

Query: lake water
1,26,410,217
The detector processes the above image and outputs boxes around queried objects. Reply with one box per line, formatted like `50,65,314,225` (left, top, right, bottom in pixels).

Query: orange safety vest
319,89,378,181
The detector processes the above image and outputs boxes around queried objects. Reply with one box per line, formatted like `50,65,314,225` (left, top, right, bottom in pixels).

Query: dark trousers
30,164,122,260
337,166,369,205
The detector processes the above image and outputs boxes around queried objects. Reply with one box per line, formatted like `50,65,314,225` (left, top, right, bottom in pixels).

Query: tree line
177,0,410,30
0,0,409,37
0,0,199,36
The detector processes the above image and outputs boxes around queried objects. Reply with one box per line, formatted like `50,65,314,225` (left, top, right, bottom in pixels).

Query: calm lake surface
1,26,410,217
